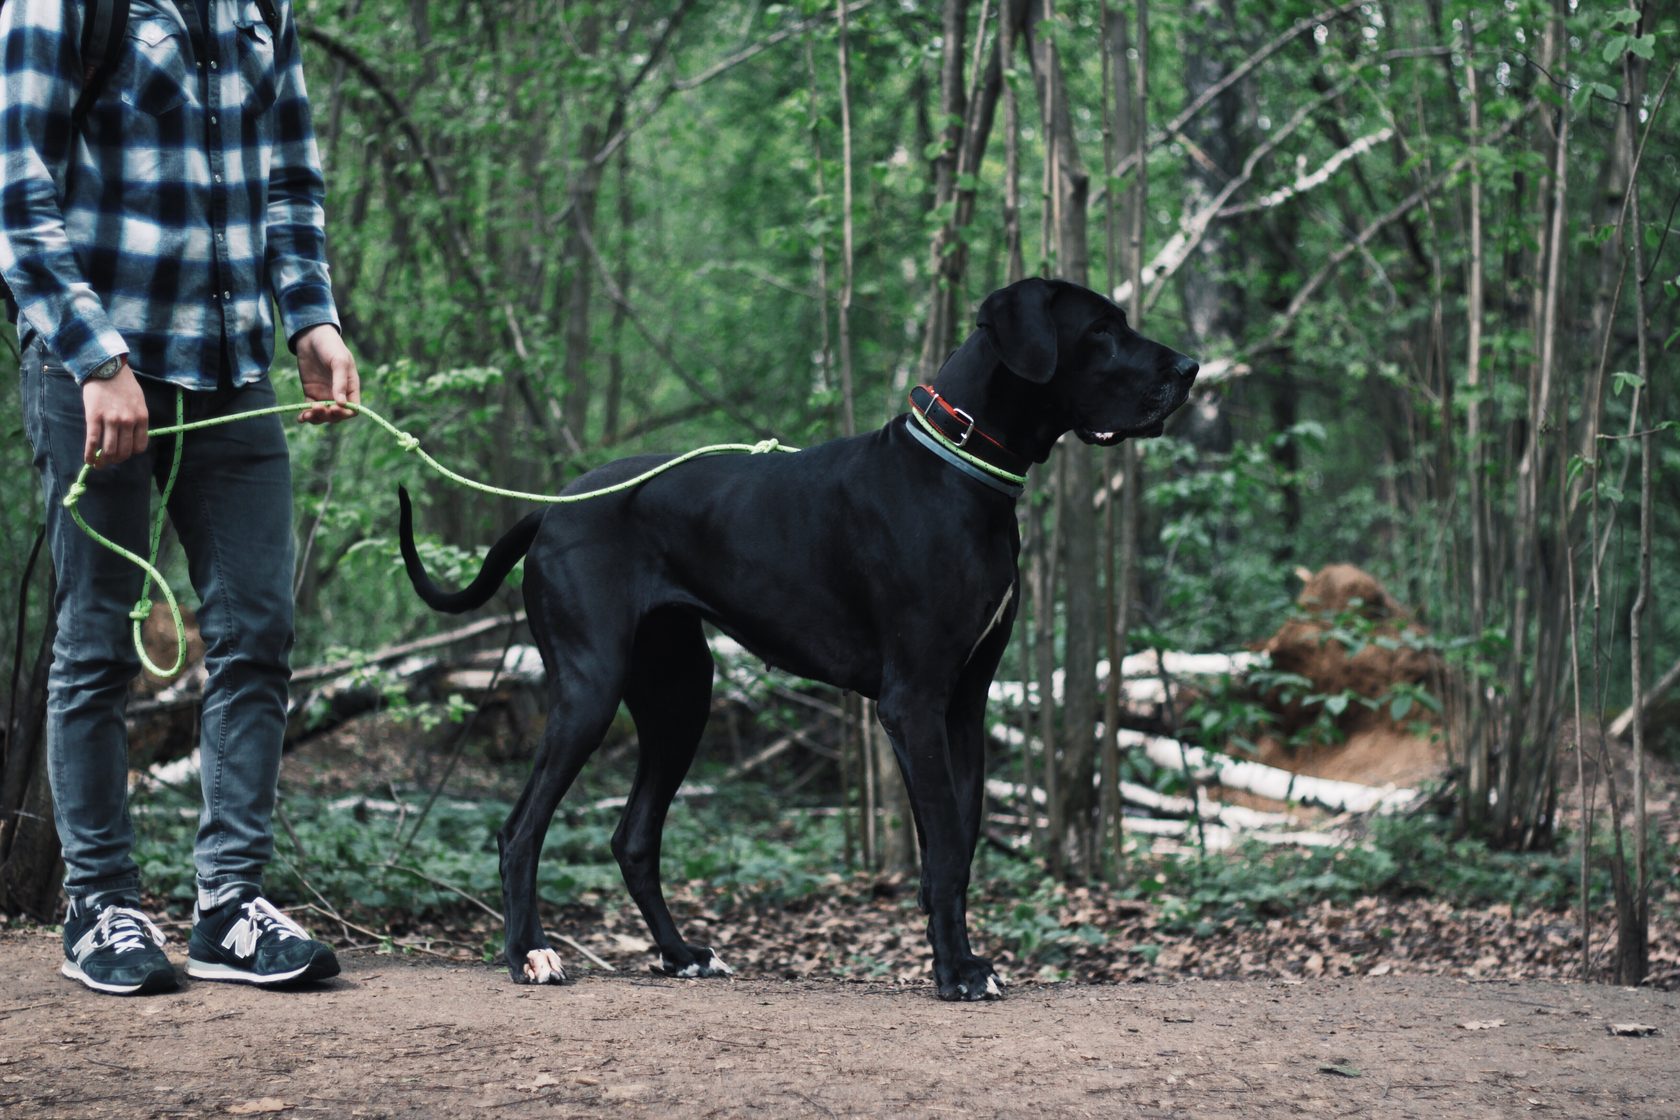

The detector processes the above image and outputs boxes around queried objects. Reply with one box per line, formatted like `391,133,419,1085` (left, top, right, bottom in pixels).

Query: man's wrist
289,320,341,352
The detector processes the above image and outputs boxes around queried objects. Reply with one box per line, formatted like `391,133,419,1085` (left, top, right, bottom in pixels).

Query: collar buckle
926,389,977,447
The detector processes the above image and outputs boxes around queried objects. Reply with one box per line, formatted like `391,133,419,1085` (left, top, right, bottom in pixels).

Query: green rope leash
64,396,799,678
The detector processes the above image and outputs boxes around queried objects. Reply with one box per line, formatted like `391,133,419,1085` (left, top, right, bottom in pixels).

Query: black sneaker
186,893,340,985
60,899,178,995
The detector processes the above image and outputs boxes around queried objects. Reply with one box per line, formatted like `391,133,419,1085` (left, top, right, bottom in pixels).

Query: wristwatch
87,354,125,381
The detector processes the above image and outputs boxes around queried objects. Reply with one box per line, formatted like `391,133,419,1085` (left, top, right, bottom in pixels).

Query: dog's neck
924,330,1064,465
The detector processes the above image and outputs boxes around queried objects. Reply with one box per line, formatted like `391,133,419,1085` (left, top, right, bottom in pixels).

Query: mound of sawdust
1255,725,1447,790
1251,565,1446,789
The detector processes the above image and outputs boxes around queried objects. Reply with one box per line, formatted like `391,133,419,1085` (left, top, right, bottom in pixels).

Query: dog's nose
1172,355,1200,382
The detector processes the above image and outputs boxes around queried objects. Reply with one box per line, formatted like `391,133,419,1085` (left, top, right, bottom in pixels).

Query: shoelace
221,898,309,959
71,906,167,961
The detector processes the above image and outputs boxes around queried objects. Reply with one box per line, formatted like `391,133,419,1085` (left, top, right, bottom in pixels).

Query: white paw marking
523,948,566,984
984,974,1003,997
660,951,732,978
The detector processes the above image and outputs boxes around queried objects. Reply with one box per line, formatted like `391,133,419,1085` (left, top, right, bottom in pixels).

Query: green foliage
1135,813,1674,935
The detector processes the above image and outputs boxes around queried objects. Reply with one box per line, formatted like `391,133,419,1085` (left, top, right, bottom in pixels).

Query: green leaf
1612,371,1645,396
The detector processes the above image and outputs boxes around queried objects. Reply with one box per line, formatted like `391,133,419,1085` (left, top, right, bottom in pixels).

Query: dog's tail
397,486,544,614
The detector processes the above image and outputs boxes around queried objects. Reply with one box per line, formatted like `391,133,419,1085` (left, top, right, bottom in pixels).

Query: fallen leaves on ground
224,868,1679,993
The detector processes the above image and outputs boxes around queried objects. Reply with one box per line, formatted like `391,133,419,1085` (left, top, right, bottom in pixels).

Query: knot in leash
751,439,781,454
396,430,420,452
63,478,88,508
128,602,152,623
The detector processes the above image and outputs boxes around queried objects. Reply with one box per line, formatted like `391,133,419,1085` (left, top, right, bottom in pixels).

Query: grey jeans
20,341,296,910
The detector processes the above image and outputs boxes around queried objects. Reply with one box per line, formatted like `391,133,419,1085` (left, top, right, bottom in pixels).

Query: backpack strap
71,0,129,131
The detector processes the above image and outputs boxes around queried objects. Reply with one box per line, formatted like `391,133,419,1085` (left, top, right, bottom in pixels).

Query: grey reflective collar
906,418,1026,499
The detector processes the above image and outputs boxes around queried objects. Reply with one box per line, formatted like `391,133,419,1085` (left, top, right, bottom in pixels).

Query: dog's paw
652,944,733,979
936,957,1005,1002
516,948,567,985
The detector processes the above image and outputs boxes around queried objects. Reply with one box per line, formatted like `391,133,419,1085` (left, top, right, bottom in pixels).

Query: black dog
397,278,1197,1000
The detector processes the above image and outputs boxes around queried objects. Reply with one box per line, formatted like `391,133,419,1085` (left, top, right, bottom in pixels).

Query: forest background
0,0,1676,989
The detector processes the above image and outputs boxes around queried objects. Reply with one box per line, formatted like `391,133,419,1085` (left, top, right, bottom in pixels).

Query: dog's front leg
877,697,1003,1002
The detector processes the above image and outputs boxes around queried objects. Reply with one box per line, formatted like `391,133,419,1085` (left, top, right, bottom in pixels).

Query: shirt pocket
235,6,278,115
122,20,193,117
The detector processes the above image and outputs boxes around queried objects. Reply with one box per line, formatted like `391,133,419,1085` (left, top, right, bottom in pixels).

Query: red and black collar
908,384,1033,479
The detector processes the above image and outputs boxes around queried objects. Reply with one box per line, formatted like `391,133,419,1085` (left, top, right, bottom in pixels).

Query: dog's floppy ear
978,278,1058,382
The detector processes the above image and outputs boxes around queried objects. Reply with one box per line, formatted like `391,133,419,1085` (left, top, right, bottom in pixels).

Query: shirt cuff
54,323,129,385
275,282,340,351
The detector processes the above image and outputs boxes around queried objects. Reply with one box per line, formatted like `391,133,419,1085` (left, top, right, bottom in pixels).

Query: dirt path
2,928,1675,1119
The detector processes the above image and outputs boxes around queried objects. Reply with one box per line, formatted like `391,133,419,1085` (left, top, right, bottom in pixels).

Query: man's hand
82,361,148,467
296,324,360,424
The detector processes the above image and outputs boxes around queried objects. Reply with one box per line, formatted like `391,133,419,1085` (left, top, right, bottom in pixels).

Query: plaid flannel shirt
0,0,338,387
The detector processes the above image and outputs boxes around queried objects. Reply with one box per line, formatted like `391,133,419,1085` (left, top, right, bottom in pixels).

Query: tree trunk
1024,0,1098,877
0,595,61,920
919,0,1009,378
1615,34,1652,987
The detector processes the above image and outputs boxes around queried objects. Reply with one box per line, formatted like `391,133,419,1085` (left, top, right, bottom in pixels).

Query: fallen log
1608,655,1680,740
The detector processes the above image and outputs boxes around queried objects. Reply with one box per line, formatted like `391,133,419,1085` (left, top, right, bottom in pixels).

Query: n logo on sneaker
220,898,307,958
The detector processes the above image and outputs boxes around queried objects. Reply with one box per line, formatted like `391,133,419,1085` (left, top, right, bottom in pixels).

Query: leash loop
64,394,801,679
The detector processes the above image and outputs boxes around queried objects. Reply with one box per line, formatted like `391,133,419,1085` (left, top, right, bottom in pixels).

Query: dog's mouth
1077,421,1165,445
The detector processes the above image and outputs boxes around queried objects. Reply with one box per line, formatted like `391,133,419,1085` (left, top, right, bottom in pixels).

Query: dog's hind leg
614,608,730,978
498,628,629,985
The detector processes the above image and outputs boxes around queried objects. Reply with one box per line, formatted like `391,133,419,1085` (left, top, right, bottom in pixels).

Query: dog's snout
1172,355,1199,382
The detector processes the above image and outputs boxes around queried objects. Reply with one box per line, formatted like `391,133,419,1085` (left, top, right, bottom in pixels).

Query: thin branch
1115,71,1375,309
572,216,776,437
1255,100,1535,352
579,1,874,183
1216,126,1393,219
1089,0,1366,212
300,26,554,444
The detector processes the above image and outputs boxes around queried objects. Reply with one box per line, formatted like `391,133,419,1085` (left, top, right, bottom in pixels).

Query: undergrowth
128,770,1669,972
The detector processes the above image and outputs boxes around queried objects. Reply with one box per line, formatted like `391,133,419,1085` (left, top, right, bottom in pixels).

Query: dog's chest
967,583,1014,663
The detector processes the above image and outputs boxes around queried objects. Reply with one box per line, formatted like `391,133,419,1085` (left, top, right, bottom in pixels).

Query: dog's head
977,278,1198,448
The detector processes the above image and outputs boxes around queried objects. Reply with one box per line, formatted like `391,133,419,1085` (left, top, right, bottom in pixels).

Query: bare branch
1217,127,1394,218
1254,100,1535,352
1089,0,1366,212
572,216,776,437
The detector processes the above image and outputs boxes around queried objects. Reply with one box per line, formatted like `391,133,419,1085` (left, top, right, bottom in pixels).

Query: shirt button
223,291,232,300
210,115,218,124
210,61,219,70
214,174,223,183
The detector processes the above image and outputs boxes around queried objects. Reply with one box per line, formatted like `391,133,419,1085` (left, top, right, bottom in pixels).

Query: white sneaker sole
61,958,177,995
186,952,339,985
